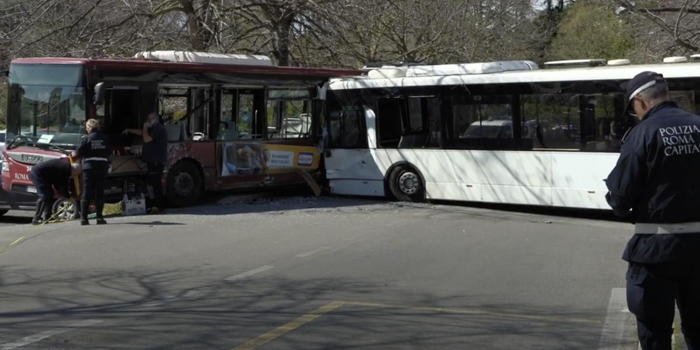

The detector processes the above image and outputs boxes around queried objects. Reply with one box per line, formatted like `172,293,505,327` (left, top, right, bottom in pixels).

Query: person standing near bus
73,119,110,226
123,112,167,213
29,159,81,225
606,71,700,350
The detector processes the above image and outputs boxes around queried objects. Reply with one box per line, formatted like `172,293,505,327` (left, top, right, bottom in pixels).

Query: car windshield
7,64,88,149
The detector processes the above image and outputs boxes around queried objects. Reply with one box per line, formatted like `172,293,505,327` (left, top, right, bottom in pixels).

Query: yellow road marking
232,301,344,350
342,301,600,325
0,236,25,255
232,299,599,349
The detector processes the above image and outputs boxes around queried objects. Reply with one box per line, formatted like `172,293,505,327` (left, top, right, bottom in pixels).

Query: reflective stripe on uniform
635,222,700,234
84,157,109,162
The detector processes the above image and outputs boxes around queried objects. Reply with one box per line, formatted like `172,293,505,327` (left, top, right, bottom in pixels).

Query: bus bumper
0,176,37,211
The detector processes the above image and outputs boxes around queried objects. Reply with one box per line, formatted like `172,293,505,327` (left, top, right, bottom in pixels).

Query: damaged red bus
2,51,360,217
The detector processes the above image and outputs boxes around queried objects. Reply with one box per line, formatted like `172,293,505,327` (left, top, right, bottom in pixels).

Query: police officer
607,71,700,350
73,119,110,226
123,112,167,213
29,159,81,225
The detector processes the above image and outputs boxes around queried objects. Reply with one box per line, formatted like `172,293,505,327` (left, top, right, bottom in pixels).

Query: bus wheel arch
166,159,204,208
386,162,426,202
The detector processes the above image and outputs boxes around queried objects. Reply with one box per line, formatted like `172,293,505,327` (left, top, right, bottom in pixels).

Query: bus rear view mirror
94,82,105,105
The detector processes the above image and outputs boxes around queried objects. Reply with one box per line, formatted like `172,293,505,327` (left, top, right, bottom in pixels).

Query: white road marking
295,247,328,258
0,319,103,350
143,290,201,307
225,265,274,281
598,288,637,350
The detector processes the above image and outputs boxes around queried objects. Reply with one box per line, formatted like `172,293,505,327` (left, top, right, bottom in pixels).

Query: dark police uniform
607,73,700,350
75,131,110,223
142,122,167,210
29,159,71,224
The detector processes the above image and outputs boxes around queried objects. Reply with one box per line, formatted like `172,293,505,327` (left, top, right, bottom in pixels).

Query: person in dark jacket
606,71,700,350
123,112,168,212
29,159,81,225
73,119,110,226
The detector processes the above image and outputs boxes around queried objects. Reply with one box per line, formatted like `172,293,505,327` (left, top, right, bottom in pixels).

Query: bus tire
52,199,79,221
166,161,202,208
388,165,425,202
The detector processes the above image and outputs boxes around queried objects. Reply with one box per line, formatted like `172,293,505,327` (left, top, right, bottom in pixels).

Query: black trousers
146,162,165,209
82,166,108,201
29,171,54,203
627,259,700,350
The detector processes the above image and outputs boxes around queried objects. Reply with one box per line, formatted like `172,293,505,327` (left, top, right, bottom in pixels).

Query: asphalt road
0,210,32,227
0,196,643,349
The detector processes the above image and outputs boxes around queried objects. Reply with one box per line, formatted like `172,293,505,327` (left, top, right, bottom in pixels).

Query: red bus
2,51,360,217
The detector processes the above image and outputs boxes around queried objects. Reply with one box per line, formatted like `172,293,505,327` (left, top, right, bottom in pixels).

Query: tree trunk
273,15,294,66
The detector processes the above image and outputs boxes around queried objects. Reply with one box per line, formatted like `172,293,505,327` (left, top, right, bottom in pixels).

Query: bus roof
11,57,362,79
330,62,700,90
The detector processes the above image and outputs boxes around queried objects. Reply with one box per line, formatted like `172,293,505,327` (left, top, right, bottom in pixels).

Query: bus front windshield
7,64,88,150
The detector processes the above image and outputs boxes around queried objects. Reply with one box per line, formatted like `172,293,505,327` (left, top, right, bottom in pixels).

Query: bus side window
521,94,581,151
582,94,627,152
427,98,442,148
329,106,365,148
189,87,213,141
159,87,189,142
398,97,438,149
377,98,405,148
267,100,312,139
447,94,514,150
670,90,695,114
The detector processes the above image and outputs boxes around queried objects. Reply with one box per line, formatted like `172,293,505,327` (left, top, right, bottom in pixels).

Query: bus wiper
47,144,70,155
5,136,18,150
6,135,30,150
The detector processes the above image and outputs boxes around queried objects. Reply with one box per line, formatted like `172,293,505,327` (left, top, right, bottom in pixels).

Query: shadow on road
0,266,607,349
0,214,33,226
2,186,624,228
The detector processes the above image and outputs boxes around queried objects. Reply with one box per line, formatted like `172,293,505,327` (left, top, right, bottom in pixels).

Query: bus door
98,85,145,175
216,88,270,189
99,86,141,135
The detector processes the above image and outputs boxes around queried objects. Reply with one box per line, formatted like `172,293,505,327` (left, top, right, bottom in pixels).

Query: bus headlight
1,155,8,172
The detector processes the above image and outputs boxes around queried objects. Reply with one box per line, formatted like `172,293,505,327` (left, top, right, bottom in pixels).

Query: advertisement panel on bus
220,142,319,176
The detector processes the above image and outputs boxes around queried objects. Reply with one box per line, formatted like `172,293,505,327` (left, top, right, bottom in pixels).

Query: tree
294,0,540,68
613,0,700,62
546,1,634,61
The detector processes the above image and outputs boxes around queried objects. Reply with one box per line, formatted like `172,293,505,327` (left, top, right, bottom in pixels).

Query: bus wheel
52,199,79,221
166,162,202,208
388,166,425,202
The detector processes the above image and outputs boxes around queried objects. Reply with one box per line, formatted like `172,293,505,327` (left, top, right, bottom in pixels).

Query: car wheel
52,199,79,221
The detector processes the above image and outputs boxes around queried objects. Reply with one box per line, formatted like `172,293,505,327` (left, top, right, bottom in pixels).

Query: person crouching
29,159,81,225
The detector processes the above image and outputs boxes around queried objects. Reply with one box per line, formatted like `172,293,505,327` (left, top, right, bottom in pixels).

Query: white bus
324,58,700,209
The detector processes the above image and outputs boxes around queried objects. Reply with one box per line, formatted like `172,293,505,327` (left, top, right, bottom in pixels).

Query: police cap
623,71,667,117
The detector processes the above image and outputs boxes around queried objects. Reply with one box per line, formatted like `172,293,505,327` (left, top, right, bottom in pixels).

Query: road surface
0,197,646,349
